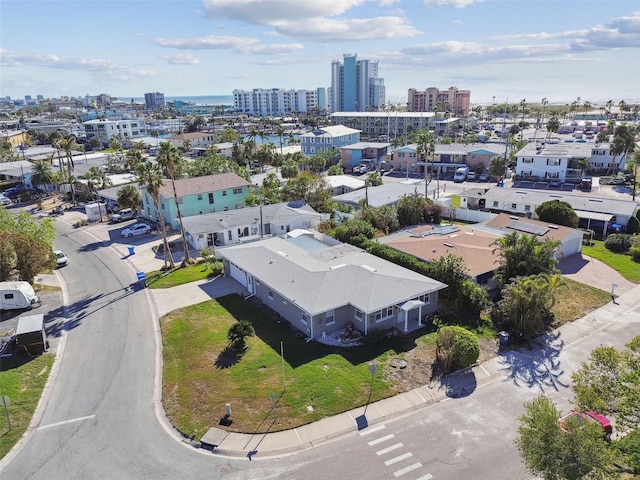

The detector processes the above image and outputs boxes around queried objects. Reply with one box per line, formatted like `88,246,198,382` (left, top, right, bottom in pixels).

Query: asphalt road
1,217,639,480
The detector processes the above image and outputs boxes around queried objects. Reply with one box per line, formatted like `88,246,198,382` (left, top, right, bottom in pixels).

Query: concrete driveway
558,253,635,296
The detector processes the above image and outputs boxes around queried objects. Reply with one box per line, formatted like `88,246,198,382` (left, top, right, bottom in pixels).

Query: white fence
453,208,497,223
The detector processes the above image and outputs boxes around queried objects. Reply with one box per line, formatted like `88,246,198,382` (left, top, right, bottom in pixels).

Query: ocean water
128,95,234,105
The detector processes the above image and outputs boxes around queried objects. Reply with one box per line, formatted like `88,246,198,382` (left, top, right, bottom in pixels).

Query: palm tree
577,157,589,178
156,141,191,265
182,139,191,153
276,124,286,155
86,166,113,194
546,117,560,140
416,130,435,198
117,185,142,213
136,161,175,269
609,124,637,181
30,160,55,194
226,320,255,349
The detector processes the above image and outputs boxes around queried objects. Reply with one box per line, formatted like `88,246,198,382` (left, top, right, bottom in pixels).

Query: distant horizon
9,92,639,108
1,2,638,104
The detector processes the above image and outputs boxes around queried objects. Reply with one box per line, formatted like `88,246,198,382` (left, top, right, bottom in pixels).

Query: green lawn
0,354,55,460
549,277,613,326
582,240,640,284
162,295,407,438
146,262,223,289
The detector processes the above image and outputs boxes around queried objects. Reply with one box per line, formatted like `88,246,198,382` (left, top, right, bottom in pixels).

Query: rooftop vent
276,251,288,257
329,264,346,270
548,225,559,229
444,243,454,248
509,216,519,220
361,264,377,272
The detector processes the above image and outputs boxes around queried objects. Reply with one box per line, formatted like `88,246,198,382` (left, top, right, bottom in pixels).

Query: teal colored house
141,173,250,229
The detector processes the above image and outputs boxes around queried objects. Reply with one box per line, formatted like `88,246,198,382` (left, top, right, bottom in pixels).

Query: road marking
37,414,96,431
479,364,491,377
393,462,422,477
415,474,433,480
359,424,386,436
368,433,395,446
385,452,413,465
376,443,403,455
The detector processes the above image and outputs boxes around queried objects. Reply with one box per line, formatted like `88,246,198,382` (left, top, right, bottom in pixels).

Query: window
197,194,203,201
208,193,214,204
370,307,393,323
4,293,14,299
493,201,499,207
524,205,531,211
511,203,517,209
418,293,430,304
301,313,309,325
283,300,288,306
222,190,227,196
325,310,335,326
355,308,364,321
268,291,273,300
522,158,533,163
546,159,561,166
233,187,242,194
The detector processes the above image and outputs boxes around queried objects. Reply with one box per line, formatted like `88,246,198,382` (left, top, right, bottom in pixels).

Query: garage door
229,263,247,287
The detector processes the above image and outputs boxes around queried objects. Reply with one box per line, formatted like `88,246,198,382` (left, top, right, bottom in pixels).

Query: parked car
53,250,68,267
0,196,11,206
549,179,561,188
558,411,612,439
121,223,152,237
478,173,490,182
111,208,135,222
466,172,476,181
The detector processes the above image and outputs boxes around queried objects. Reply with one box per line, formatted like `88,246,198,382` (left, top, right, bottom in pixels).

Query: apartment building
144,92,165,109
232,88,326,116
407,87,471,116
83,119,145,147
330,53,385,113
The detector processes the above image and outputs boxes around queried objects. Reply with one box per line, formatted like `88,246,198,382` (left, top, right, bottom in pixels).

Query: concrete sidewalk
53,210,640,459
197,282,640,459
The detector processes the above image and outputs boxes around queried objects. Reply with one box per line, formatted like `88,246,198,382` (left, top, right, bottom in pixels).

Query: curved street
1,216,639,480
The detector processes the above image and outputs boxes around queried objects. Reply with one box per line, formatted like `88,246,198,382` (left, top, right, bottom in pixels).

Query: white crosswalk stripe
376,442,403,455
385,452,413,466
368,433,395,446
393,463,423,477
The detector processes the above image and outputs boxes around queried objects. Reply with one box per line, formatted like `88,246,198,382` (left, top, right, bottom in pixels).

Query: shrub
604,234,632,253
627,216,640,234
436,325,480,375
630,246,640,263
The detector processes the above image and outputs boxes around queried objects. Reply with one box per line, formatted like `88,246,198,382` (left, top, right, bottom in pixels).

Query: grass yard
582,241,640,284
162,295,407,439
549,277,613,326
147,261,223,289
0,354,55,460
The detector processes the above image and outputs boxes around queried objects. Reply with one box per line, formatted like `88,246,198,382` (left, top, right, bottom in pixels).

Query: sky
1,0,639,106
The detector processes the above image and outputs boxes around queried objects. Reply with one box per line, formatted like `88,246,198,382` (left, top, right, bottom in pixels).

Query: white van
0,281,41,311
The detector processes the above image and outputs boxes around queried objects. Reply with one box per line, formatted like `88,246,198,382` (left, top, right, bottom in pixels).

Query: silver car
121,223,152,237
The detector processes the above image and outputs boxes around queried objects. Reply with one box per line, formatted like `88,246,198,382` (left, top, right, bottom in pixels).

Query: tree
86,166,113,194
358,205,399,235
488,155,508,180
516,395,612,480
11,232,55,283
415,130,435,197
546,116,560,139
608,124,636,176
491,232,562,288
332,218,376,243
227,320,255,349
535,200,579,228
157,141,191,265
281,158,300,179
396,192,427,226
423,200,444,224
117,185,142,213
493,273,564,341
136,161,175,269
572,336,640,432
280,171,335,213
58,136,78,203
436,326,480,375
30,160,55,194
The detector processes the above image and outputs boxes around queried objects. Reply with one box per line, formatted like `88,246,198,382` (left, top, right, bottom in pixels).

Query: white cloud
153,35,259,50
202,0,365,24
272,16,420,41
0,49,156,78
160,53,200,65
202,0,419,42
239,43,304,55
423,0,484,8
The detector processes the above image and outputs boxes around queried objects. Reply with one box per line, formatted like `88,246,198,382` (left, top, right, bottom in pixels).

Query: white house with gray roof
181,202,325,250
333,181,431,209
216,230,447,340
478,187,638,236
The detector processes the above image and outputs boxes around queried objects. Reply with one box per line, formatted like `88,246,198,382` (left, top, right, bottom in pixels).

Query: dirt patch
384,337,499,393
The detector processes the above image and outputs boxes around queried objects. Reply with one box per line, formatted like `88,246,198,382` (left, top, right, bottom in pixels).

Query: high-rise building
144,91,165,109
407,87,470,116
232,88,324,115
330,53,385,113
